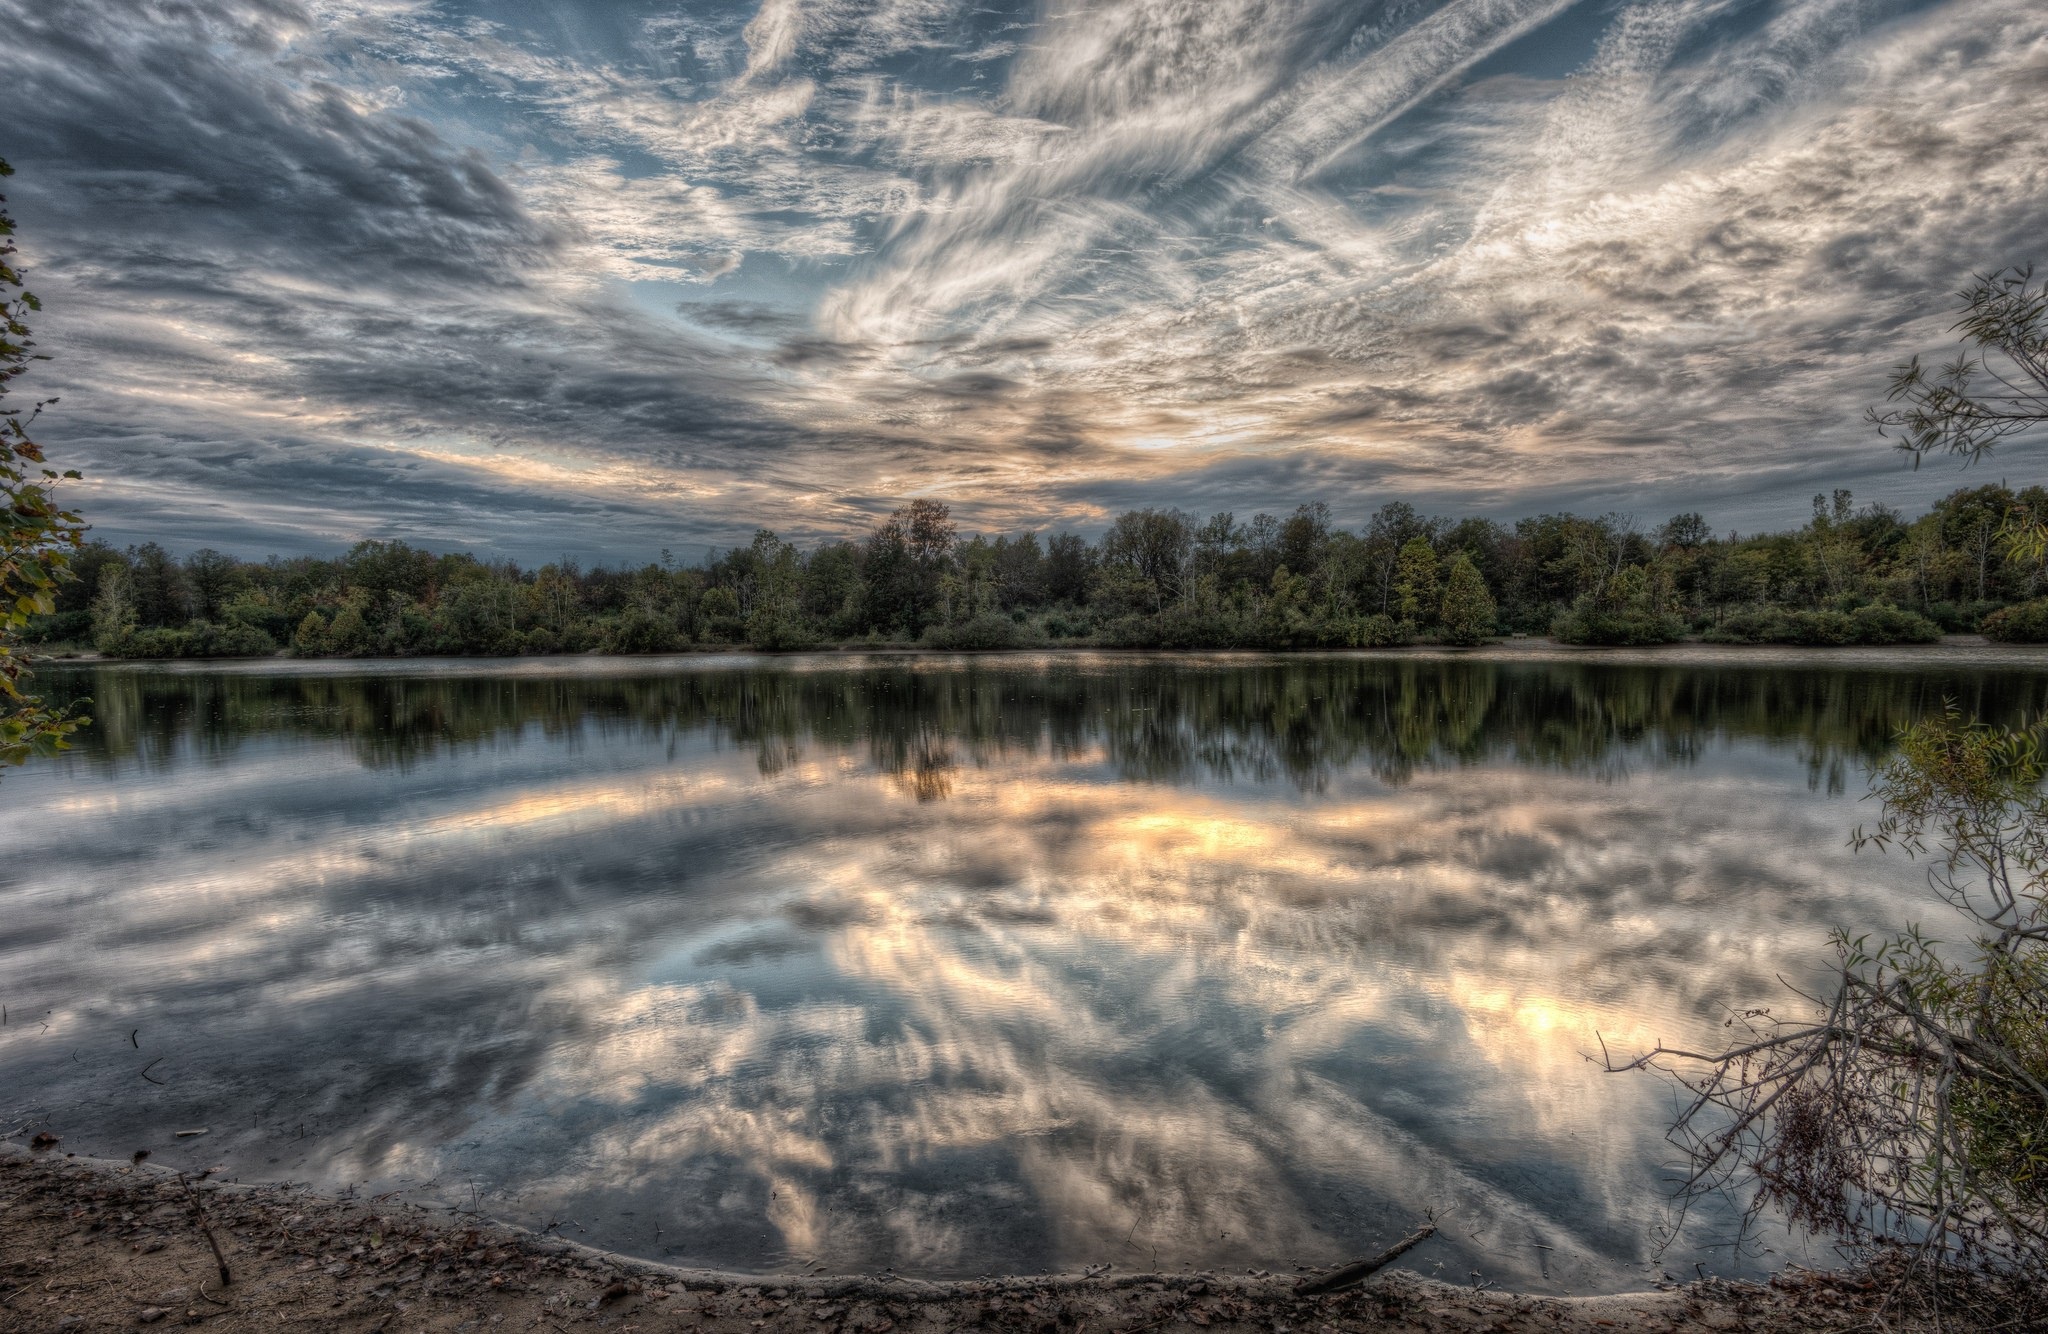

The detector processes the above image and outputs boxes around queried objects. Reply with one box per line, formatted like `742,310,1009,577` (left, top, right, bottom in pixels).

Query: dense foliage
0,158,88,763
36,484,2048,659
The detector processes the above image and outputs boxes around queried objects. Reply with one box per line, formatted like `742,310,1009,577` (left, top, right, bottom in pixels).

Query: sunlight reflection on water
5,651,2046,1289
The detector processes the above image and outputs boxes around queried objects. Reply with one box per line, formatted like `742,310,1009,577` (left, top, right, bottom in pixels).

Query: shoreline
25,635,2048,676
1,1148,1990,1333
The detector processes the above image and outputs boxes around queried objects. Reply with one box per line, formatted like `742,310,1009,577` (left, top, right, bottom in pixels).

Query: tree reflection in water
5,653,2046,1290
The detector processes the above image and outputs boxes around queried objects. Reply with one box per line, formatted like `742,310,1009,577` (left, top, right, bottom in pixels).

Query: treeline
34,483,2048,659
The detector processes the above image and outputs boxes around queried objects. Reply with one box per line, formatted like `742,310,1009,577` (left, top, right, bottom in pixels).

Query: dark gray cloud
6,0,2045,562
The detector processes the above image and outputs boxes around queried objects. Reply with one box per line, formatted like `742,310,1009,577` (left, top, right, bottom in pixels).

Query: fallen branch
177,1173,233,1287
1295,1225,1437,1295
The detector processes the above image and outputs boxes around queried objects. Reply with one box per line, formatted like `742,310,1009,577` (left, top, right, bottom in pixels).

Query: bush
924,611,1030,650
1093,614,1162,649
1848,603,1943,644
98,621,279,659
1350,613,1406,648
605,605,683,653
223,593,291,645
23,608,91,643
1926,599,2005,632
1982,599,2048,643
745,608,815,651
118,627,186,659
1551,603,1685,646
1039,610,1090,640
1706,605,1941,646
187,620,278,657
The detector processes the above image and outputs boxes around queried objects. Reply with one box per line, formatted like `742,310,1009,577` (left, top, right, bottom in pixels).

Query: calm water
7,649,2048,1291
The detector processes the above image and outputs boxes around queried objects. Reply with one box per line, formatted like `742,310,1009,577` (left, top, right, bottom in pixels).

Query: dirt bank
0,1150,2019,1334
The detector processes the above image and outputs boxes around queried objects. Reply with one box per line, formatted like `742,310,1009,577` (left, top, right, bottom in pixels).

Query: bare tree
1607,709,2047,1295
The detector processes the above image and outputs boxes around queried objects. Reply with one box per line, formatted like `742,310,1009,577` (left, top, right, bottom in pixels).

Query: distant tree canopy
32,482,2048,660
0,158,87,765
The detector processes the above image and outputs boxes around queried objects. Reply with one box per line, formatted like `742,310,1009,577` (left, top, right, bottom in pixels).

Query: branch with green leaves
1,156,89,767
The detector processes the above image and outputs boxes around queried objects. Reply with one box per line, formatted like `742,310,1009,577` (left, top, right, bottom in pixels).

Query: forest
33,482,2048,659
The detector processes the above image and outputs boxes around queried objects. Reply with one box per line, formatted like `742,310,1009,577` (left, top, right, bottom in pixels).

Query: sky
6,0,2046,564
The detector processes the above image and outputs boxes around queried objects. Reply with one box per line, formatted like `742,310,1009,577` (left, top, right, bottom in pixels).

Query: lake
6,647,2047,1291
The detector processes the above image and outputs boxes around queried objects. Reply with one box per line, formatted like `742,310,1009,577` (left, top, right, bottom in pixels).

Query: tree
1392,537,1439,624
1277,502,1331,577
1042,532,1093,606
292,610,328,656
184,547,243,622
1612,709,2048,1288
1437,553,1496,646
1100,508,1193,613
1658,512,1712,550
0,158,88,766
90,566,136,653
743,529,809,649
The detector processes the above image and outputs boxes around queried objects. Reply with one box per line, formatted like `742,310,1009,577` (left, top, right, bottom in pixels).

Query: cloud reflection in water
4,655,2045,1288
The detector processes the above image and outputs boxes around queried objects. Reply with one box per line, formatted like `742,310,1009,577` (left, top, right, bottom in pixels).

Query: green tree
1437,553,1496,646
743,529,810,649
90,565,137,653
326,603,370,656
1392,537,1439,624
292,610,329,656
0,158,88,765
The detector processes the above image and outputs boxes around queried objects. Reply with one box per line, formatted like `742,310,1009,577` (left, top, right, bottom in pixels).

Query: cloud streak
6,0,2045,560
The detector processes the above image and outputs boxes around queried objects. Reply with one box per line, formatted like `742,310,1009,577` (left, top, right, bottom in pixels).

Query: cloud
0,658,1946,1279
6,0,2046,560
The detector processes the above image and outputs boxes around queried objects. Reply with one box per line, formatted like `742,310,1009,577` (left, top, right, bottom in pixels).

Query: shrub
1350,613,1406,648
1926,599,2004,632
1551,602,1685,646
1707,605,1942,646
23,608,91,643
1848,603,1942,644
1982,599,2048,643
606,605,683,653
187,620,277,657
119,627,187,658
1039,610,1089,640
923,612,1028,650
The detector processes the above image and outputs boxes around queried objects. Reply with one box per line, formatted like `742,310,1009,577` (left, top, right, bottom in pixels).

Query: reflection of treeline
45,659,2048,792
35,484,2048,660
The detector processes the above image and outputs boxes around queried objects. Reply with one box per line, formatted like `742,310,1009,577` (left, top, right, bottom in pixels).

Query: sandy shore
4,1148,2003,1334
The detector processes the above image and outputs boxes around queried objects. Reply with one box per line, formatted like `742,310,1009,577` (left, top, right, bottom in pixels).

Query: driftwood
1295,1225,1436,1295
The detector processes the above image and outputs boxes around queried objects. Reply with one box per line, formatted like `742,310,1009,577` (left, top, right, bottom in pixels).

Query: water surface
6,650,2045,1290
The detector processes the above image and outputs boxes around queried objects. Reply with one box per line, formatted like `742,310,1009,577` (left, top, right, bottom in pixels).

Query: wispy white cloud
6,0,2044,559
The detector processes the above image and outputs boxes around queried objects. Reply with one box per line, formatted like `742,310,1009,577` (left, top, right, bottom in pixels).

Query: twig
139,1057,165,1085
177,1173,233,1287
1295,1225,1437,1295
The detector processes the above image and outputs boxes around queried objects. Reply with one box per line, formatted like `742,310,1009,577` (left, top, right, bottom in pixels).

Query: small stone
137,1309,167,1325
